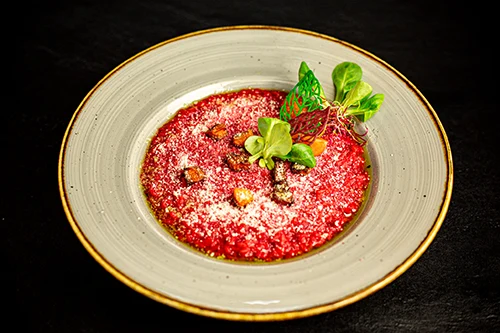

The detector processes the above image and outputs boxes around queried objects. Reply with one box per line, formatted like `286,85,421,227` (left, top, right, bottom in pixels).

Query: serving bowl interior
59,26,452,320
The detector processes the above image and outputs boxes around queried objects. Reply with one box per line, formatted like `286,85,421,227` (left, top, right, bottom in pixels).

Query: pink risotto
140,88,370,261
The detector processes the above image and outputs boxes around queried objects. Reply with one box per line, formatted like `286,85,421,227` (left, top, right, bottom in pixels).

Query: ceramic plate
58,26,453,321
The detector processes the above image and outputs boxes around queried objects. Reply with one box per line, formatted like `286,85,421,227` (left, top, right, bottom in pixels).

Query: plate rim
58,24,454,321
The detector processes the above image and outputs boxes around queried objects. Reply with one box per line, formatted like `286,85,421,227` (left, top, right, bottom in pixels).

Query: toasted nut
310,138,328,156
272,159,287,183
183,166,206,185
232,129,253,147
206,123,227,140
233,188,254,207
290,163,311,175
271,181,294,205
226,152,251,171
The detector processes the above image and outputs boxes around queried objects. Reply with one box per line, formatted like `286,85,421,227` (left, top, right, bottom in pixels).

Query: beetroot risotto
140,61,384,261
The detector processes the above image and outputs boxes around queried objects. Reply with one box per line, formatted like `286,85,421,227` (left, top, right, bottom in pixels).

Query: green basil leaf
257,117,273,141
258,117,290,142
332,62,363,102
244,135,265,155
287,143,316,168
262,121,292,159
347,93,385,122
342,81,372,108
248,118,293,169
247,116,320,170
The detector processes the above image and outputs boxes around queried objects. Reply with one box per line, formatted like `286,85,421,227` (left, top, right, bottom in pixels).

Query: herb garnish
245,60,384,170
280,63,327,122
331,62,363,102
332,62,385,122
244,117,316,170
281,61,385,144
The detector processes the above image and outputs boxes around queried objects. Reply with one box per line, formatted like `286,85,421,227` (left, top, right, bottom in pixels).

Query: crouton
183,166,206,185
206,123,227,140
233,188,254,207
232,129,253,147
226,152,251,171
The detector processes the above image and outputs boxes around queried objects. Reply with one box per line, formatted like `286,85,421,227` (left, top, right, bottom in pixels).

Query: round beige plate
59,26,453,321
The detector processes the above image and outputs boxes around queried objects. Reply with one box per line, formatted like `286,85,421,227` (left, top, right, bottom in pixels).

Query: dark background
12,0,499,332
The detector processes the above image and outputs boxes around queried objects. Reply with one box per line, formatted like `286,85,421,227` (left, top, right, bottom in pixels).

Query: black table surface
13,0,499,332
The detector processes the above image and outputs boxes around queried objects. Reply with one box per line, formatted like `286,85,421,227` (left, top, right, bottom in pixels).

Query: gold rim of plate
58,25,454,321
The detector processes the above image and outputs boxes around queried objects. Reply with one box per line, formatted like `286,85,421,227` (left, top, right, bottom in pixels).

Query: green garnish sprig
244,117,316,170
332,62,385,122
245,61,384,169
279,63,327,122
279,61,384,145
